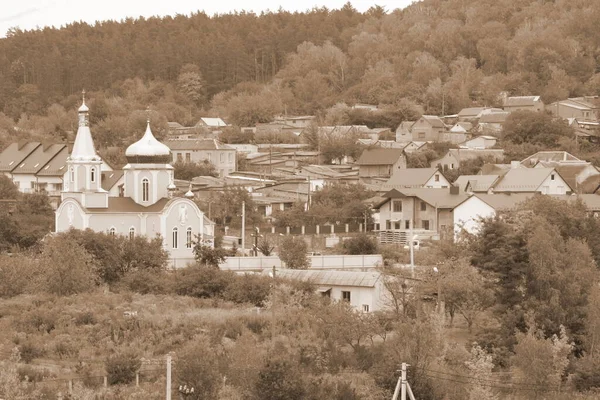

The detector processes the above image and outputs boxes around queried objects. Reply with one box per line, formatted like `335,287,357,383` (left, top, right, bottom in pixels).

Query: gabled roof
504,96,541,107
520,151,581,167
454,175,500,192
36,146,69,176
101,170,124,191
479,112,510,124
165,139,233,151
167,122,184,129
445,149,505,162
420,115,446,128
0,142,41,172
356,148,404,166
199,117,227,127
454,193,534,211
275,269,381,288
479,163,514,175
382,168,442,188
550,97,598,111
458,107,503,118
492,168,573,192
376,188,467,209
396,121,415,132
12,143,68,174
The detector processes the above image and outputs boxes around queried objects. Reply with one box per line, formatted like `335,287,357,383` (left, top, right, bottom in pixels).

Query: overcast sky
1,0,415,38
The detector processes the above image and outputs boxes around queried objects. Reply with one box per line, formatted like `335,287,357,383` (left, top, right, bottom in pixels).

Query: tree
176,340,221,399
502,110,573,147
193,245,227,268
173,161,218,180
279,236,309,269
177,64,206,105
0,175,19,199
254,358,306,400
39,235,98,296
257,237,275,256
464,345,499,400
381,268,416,318
105,351,142,385
342,233,378,255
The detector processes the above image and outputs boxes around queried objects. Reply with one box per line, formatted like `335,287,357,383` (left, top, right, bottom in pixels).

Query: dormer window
90,167,96,183
142,178,149,202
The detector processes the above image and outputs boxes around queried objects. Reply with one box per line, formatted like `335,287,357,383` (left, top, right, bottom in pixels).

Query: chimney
511,160,520,169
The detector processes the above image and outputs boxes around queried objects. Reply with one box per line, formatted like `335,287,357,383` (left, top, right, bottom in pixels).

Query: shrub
176,340,221,399
75,311,97,326
19,342,45,363
17,365,52,382
342,233,378,255
118,269,174,295
105,351,141,385
175,265,231,298
279,236,309,269
223,274,271,306
240,314,270,336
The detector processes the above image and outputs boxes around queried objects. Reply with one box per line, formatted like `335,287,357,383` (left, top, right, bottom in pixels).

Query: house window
70,167,75,182
220,153,225,163
362,304,370,312
207,152,212,162
422,220,430,230
186,227,193,249
434,174,440,182
228,153,233,162
394,221,401,230
393,201,402,212
185,153,191,162
177,153,183,162
450,163,455,169
418,132,425,139
551,174,555,181
172,227,178,249
90,167,96,183
109,227,116,236
421,201,427,211
342,291,351,302
386,220,391,230
142,178,149,202
129,227,135,240
405,220,410,229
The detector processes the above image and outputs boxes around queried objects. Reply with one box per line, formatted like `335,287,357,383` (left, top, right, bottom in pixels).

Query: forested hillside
1,0,600,128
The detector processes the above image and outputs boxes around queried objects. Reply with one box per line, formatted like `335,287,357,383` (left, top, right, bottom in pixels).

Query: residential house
453,174,500,193
166,122,206,139
274,269,388,312
381,168,450,190
503,96,544,113
441,122,470,144
395,121,415,142
548,163,600,194
453,193,533,236
197,117,228,130
547,97,599,122
477,112,510,134
460,135,497,149
356,148,407,180
401,141,429,153
166,139,236,177
430,149,505,170
273,115,315,129
410,115,447,141
352,103,379,111
373,187,467,240
227,144,259,155
0,141,44,182
492,167,572,195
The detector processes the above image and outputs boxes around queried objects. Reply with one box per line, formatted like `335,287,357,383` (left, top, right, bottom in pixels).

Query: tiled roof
166,139,233,151
0,142,41,172
458,193,534,211
454,175,500,192
479,163,513,175
580,175,600,194
382,168,440,188
421,115,446,128
86,197,170,213
275,269,381,288
493,168,573,192
377,188,467,209
36,146,69,176
504,96,541,107
100,170,124,191
448,149,505,162
520,151,581,167
479,112,509,124
357,148,404,165
12,143,67,174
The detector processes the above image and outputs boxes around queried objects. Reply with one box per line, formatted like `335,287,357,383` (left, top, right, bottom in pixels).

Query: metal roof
382,168,440,188
356,148,404,165
493,168,573,192
276,269,381,288
12,143,67,174
166,139,233,151
36,146,69,176
0,142,41,172
504,96,541,107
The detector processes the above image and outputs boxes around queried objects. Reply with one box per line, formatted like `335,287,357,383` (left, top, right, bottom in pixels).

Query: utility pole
166,354,172,400
307,176,311,210
392,363,407,400
409,219,415,279
241,200,246,257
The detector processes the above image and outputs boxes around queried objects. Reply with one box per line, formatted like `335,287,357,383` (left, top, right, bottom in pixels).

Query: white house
492,167,572,195
460,135,497,149
275,269,388,312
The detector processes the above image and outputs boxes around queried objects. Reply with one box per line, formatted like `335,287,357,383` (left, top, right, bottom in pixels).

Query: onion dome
167,182,177,191
125,121,171,164
184,182,194,198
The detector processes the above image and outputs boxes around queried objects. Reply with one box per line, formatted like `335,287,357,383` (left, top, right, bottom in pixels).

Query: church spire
71,89,98,161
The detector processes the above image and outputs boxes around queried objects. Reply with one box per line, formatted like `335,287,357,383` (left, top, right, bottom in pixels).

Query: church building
55,95,214,267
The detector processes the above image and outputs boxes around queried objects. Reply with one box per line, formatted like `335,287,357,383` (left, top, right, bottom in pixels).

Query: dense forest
1,0,600,128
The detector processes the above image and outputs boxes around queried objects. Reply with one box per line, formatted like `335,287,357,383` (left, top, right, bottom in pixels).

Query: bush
279,236,309,269
223,274,272,306
17,365,52,382
240,314,270,335
342,234,378,255
19,342,45,363
105,351,141,385
75,311,97,326
118,269,174,295
175,265,231,298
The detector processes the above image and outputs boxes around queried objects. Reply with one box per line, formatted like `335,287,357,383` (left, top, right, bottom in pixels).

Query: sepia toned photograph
1,0,600,399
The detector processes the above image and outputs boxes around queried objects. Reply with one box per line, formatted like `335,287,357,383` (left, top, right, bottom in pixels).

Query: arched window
129,227,135,240
186,227,193,249
109,227,116,236
70,167,75,182
172,227,178,249
90,167,96,183
142,178,149,202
